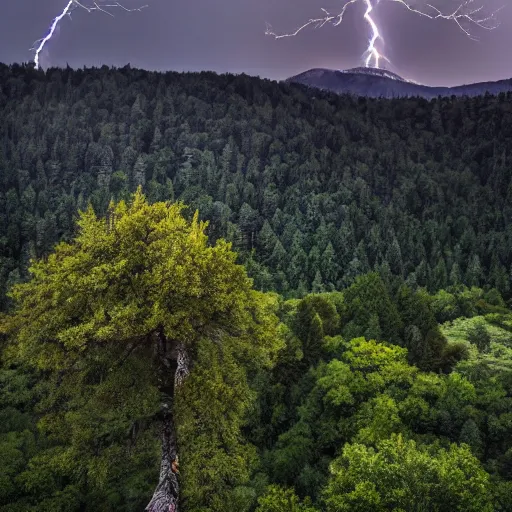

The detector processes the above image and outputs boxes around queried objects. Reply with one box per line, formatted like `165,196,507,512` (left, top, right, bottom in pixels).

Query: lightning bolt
31,1,148,70
363,0,388,68
266,0,502,69
390,0,502,40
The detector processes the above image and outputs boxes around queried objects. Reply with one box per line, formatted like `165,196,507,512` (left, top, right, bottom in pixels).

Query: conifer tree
466,255,483,287
3,190,280,512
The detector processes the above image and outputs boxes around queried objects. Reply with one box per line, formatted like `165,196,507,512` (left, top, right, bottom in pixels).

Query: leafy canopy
2,189,281,511
323,434,492,512
5,188,279,368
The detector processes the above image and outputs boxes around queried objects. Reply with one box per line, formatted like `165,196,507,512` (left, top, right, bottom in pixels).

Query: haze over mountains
286,67,512,99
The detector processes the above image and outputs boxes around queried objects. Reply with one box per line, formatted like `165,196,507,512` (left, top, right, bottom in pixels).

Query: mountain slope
286,67,512,99
0,64,511,305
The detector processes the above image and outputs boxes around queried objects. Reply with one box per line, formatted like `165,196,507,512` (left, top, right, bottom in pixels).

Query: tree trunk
145,406,179,512
146,335,190,512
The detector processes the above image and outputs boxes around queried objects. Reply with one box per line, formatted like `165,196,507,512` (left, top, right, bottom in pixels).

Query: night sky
0,0,510,86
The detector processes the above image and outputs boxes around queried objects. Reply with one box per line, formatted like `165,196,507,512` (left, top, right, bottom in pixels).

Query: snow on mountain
285,68,512,99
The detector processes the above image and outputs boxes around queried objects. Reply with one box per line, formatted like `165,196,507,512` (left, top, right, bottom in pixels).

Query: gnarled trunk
146,336,190,512
146,406,179,512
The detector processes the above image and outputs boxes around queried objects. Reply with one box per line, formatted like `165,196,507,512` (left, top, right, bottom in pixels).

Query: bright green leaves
256,485,319,512
317,360,354,407
353,395,402,445
3,189,282,511
6,188,281,371
176,338,259,511
318,338,416,407
258,328,497,508
7,189,270,371
323,435,492,512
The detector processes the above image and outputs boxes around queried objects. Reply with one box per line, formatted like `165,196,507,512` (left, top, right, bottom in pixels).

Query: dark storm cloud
0,0,510,86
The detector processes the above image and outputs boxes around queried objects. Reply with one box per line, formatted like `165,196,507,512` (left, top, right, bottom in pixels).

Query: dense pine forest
0,63,512,511
1,63,512,304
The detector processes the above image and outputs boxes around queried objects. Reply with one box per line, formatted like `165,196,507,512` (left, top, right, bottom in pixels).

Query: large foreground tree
2,190,281,511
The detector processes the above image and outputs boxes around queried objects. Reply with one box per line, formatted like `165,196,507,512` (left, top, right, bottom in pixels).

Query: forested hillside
1,64,512,511
1,63,512,310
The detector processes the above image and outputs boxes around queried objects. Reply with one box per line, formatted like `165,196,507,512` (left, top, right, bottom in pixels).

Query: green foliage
294,295,340,365
318,338,415,406
467,320,492,352
256,485,319,512
432,287,509,324
1,65,512,308
0,64,512,510
250,299,512,509
2,190,281,510
323,434,492,512
176,328,276,511
342,273,402,345
397,286,447,370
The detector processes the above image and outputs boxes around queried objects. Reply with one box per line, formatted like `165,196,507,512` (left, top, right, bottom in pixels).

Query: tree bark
175,342,190,388
145,405,180,512
145,334,190,512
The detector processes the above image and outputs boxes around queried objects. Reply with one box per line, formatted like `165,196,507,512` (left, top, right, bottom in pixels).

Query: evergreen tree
386,236,404,277
3,190,281,511
466,255,483,288
311,271,325,294
343,273,402,345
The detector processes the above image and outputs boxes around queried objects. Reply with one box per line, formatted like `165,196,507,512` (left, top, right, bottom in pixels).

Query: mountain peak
340,67,408,82
286,68,512,99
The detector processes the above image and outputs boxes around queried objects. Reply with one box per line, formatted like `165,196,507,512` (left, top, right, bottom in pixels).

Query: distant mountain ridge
286,67,512,99
341,67,415,83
